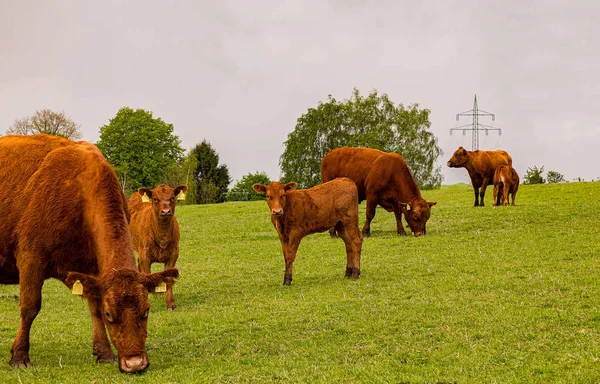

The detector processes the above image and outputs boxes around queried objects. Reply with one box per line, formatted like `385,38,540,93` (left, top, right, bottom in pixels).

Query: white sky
2,0,599,185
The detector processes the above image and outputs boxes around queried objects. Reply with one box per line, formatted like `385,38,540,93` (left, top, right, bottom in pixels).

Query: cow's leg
392,203,408,236
87,298,117,364
282,238,300,286
10,261,44,368
362,198,377,237
503,184,510,206
164,254,178,311
511,187,517,206
479,180,489,207
492,184,499,206
337,222,361,278
328,227,338,238
137,250,151,274
473,185,480,206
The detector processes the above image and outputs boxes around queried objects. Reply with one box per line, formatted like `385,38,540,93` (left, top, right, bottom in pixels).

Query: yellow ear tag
176,190,186,201
72,280,83,295
141,192,150,203
406,204,412,211
155,282,167,293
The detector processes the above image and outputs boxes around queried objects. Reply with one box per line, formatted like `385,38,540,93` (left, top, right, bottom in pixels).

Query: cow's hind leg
10,260,44,368
87,298,117,364
336,222,361,279
362,198,377,237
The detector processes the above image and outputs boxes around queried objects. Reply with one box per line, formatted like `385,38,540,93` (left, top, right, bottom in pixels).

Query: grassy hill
1,182,599,383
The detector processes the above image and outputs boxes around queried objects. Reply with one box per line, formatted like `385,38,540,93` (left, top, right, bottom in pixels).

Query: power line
449,94,502,150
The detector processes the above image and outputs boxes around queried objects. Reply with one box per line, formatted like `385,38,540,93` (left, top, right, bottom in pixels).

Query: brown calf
493,165,520,206
253,178,362,286
0,134,177,373
446,146,513,206
128,184,188,310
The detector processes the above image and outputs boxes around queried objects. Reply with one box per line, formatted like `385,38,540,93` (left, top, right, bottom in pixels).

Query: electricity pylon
449,94,501,150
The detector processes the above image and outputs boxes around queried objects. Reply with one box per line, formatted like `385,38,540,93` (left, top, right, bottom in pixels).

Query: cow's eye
153,198,158,203
170,197,175,201
105,311,114,323
413,215,418,221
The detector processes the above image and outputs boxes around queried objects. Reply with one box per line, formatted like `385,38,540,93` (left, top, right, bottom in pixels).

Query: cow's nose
160,209,172,216
414,231,425,237
272,209,283,216
446,161,452,167
120,355,149,373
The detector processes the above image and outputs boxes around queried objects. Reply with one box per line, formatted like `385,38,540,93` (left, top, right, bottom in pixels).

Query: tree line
4,89,447,202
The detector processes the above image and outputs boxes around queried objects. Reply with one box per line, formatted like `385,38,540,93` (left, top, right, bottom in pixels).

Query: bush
229,171,271,201
523,165,545,185
547,170,566,184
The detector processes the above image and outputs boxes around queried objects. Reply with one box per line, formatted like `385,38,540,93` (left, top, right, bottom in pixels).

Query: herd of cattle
0,134,517,373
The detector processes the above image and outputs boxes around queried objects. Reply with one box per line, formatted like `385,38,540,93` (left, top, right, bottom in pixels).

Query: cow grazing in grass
252,178,362,286
321,147,436,237
446,146,513,207
493,165,520,206
0,134,178,373
128,184,188,311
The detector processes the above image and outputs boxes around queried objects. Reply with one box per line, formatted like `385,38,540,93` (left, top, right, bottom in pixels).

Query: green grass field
1,182,600,383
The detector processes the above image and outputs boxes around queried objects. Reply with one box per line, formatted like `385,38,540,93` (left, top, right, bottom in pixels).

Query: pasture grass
1,182,600,383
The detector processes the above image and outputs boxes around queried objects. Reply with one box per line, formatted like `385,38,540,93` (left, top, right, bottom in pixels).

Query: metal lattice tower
449,95,502,150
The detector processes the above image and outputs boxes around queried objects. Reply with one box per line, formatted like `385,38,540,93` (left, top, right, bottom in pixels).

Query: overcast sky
2,0,599,185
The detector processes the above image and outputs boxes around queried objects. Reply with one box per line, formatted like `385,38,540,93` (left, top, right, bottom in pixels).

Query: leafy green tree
7,109,82,139
191,140,231,203
523,165,545,185
97,107,184,193
162,151,198,204
279,88,442,189
547,170,566,184
229,171,271,201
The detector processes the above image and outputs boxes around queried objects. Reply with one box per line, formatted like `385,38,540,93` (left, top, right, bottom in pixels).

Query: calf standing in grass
128,184,188,310
253,178,362,286
493,165,519,206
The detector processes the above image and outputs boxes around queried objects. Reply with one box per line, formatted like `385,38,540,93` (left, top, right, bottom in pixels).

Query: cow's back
470,150,512,180
321,147,386,201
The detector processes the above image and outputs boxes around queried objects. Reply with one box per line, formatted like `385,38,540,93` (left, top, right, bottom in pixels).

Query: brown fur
321,147,436,237
253,178,362,286
0,134,177,373
127,184,187,310
493,165,520,206
446,146,513,207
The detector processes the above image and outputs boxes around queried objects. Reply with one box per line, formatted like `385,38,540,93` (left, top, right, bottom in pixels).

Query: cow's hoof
351,270,360,279
329,233,338,239
345,267,352,277
283,280,292,286
362,231,371,238
9,356,31,368
168,307,175,312
398,231,408,236
97,354,117,364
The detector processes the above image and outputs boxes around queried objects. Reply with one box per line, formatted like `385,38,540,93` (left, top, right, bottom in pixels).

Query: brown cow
493,165,520,206
252,178,362,286
321,147,436,237
128,184,188,311
446,146,513,207
0,134,177,373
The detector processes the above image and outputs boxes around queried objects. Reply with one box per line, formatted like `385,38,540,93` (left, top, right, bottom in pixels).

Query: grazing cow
128,184,188,311
0,134,177,373
446,146,513,207
493,165,520,206
321,147,436,237
252,178,362,286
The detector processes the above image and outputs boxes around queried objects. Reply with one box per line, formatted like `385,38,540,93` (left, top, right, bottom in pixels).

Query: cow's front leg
164,251,179,311
393,203,408,236
473,185,480,206
87,298,117,364
281,239,300,286
479,180,489,207
362,198,377,237
10,261,44,368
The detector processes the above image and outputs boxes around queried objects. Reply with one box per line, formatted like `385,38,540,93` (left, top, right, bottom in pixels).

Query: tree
229,171,271,201
162,151,199,204
523,165,545,184
7,109,82,139
279,88,442,189
96,107,184,193
547,170,566,184
191,140,231,203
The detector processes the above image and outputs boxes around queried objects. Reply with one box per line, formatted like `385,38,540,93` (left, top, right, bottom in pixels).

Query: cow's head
139,184,188,219
446,146,469,168
398,200,437,237
252,182,297,217
65,268,178,373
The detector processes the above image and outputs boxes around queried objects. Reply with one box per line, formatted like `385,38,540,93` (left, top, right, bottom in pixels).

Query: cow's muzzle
119,354,149,373
446,161,453,167
160,209,172,216
271,209,283,216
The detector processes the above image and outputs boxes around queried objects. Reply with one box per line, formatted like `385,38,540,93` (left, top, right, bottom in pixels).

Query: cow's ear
460,147,467,155
65,272,101,298
253,184,267,194
428,201,437,208
140,268,179,293
398,202,410,211
284,182,297,192
174,185,188,195
138,188,153,199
